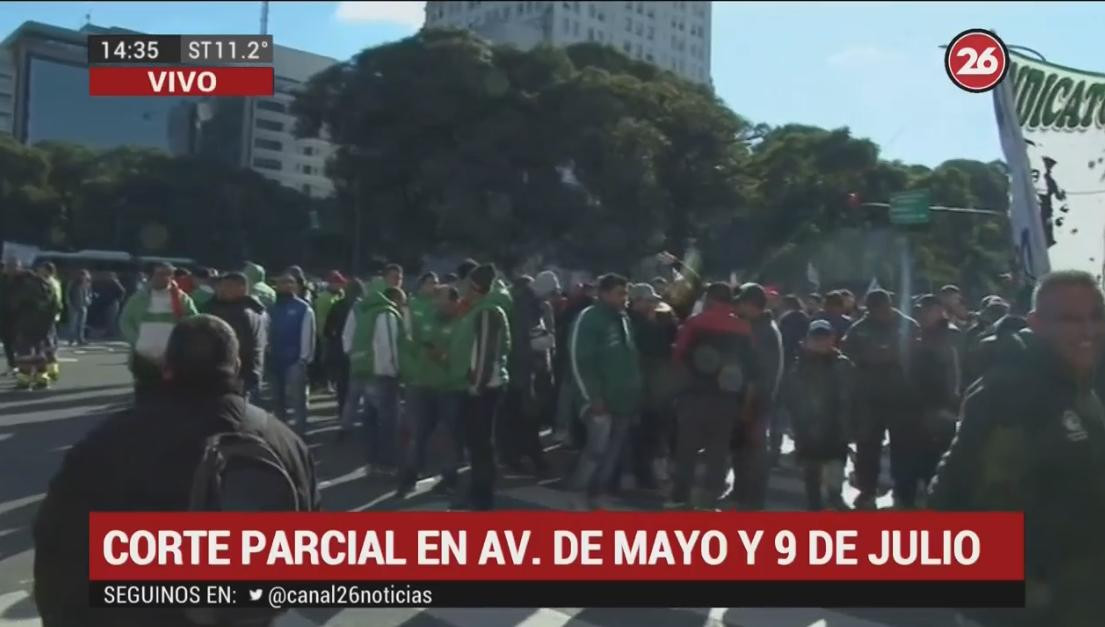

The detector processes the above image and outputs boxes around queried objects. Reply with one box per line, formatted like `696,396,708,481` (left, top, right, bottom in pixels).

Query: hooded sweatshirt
343,278,402,379
243,262,276,308
447,279,512,393
267,292,315,371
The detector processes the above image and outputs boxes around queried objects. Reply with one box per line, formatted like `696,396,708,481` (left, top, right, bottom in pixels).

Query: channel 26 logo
945,29,1010,93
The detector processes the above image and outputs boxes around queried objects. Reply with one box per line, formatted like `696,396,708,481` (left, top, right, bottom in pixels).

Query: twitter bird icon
249,588,264,602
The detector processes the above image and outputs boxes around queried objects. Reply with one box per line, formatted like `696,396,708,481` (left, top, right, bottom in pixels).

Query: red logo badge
945,29,1009,93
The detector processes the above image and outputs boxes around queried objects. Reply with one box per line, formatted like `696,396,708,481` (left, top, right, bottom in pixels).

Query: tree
293,29,758,273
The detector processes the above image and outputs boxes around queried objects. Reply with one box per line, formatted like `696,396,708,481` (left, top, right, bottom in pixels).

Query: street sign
889,189,931,225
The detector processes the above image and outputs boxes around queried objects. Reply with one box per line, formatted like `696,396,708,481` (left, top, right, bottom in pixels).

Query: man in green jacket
398,284,466,497
341,277,404,475
449,265,511,510
243,261,276,308
119,263,198,394
408,271,440,336
930,270,1105,627
568,273,644,510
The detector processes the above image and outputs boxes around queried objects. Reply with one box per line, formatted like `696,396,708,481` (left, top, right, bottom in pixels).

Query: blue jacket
268,295,316,371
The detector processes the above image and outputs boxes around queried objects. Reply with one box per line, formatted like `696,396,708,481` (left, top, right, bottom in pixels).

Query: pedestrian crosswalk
280,435,945,627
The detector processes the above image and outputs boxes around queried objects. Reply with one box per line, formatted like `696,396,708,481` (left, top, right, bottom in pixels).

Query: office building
0,48,14,136
240,45,337,198
0,21,337,197
424,1,712,85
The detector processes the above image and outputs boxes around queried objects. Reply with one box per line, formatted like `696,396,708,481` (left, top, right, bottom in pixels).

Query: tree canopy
293,28,1012,293
0,135,318,271
1,28,1014,297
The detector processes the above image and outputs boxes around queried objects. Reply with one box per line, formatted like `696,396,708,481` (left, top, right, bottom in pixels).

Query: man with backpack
33,314,319,627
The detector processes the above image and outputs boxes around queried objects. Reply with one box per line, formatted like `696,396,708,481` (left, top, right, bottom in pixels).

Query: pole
351,181,361,275
261,1,269,35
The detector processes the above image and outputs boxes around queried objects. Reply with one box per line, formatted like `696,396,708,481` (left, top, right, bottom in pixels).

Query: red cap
327,270,347,285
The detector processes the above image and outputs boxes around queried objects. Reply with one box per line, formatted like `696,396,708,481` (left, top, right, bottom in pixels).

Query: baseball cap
629,283,661,302
808,320,834,336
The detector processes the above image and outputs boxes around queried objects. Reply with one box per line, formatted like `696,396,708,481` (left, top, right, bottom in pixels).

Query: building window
647,25,654,40
597,9,604,21
636,2,643,14
573,20,579,35
588,3,595,18
588,27,594,41
254,138,282,151
256,100,285,113
303,146,315,156
517,2,524,14
573,1,580,13
625,17,631,31
302,184,312,195
646,6,654,18
302,164,315,175
635,22,642,35
623,40,631,53
645,52,654,62
255,118,284,132
563,16,570,31
253,157,282,171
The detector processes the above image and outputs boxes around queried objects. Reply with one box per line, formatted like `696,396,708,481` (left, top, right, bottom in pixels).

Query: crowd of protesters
2,252,1041,512
15,247,1105,625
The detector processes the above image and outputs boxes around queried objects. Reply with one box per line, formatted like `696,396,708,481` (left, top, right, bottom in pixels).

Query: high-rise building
0,20,337,197
0,48,14,136
239,46,337,198
424,1,712,85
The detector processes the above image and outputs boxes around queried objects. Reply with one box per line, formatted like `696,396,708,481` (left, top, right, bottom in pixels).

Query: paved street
0,342,965,627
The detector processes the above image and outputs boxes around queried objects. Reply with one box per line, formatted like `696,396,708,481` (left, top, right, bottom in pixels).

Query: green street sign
889,189,931,226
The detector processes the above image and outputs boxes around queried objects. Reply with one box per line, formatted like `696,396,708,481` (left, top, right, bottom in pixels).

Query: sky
2,1,1104,167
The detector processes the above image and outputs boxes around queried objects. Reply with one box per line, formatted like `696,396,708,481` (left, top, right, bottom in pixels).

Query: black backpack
187,407,300,626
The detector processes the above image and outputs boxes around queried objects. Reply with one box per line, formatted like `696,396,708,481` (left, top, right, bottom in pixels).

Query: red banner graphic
88,511,1024,582
89,66,274,96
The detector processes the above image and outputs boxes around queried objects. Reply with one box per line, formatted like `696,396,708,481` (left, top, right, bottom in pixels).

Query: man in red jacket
669,282,759,510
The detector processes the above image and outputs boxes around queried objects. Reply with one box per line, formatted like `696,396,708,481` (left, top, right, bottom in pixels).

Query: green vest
349,285,402,378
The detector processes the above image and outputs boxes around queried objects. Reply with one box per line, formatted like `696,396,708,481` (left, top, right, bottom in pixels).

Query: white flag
864,276,882,299
993,58,1051,282
806,261,820,289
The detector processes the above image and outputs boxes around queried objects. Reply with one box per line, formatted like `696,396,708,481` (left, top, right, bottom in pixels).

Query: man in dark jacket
628,282,680,490
553,281,597,446
783,320,853,511
842,289,922,509
8,264,62,390
813,291,853,340
778,294,810,367
971,314,1029,381
203,272,267,402
502,275,551,477
33,314,320,627
908,295,963,507
931,270,1105,627
734,283,783,510
773,294,810,462
325,278,363,432
670,282,757,509
0,257,22,372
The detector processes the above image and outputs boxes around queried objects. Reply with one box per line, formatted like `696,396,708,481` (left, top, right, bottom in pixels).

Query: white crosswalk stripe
266,439,943,627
